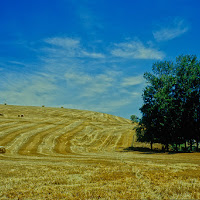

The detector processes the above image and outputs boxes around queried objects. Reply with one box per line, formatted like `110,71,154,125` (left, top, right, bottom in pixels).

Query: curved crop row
0,105,133,158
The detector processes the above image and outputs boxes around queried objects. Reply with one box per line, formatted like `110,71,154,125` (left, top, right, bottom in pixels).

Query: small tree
130,115,139,123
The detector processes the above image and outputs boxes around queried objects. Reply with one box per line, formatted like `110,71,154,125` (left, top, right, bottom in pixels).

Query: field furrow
7,124,55,155
71,125,108,153
0,123,40,146
105,133,122,151
93,132,113,152
115,128,133,148
71,126,96,144
54,121,88,155
0,122,23,135
18,124,67,156
86,129,110,152
70,126,99,153
0,120,18,126
37,121,75,155
112,133,123,150
101,132,117,150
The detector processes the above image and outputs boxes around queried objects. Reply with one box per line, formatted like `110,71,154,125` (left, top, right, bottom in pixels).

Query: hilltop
0,104,133,156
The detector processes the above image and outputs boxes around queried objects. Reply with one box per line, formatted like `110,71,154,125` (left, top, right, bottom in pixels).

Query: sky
0,0,200,119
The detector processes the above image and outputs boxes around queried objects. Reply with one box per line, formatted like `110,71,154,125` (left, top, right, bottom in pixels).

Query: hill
0,104,133,156
0,104,200,199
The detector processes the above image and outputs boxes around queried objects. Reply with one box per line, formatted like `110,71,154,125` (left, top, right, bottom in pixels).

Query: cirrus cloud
44,37,105,58
153,17,189,42
111,40,165,60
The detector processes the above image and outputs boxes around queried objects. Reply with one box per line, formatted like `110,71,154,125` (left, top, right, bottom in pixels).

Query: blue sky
0,0,200,119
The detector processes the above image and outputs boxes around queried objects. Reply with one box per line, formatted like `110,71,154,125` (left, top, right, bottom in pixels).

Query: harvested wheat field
0,104,200,200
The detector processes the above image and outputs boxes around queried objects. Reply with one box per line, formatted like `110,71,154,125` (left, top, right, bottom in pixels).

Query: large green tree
136,55,200,151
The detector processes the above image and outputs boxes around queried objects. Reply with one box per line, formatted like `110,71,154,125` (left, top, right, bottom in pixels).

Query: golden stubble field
0,104,200,200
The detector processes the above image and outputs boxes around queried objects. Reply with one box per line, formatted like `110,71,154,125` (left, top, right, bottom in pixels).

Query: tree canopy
136,55,200,151
130,115,139,123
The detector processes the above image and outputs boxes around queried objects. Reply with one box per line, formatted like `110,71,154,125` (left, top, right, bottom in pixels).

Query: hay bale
0,146,6,153
18,114,24,117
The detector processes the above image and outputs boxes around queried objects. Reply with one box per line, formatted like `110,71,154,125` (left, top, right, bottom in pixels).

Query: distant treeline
134,55,200,152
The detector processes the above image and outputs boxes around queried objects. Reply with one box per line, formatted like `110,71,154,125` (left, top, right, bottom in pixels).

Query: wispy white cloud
45,37,80,48
87,98,134,113
153,18,189,41
59,96,136,114
44,37,105,58
65,72,92,85
0,36,153,118
65,70,116,97
0,72,57,106
63,68,144,114
111,40,165,60
81,51,105,58
121,75,144,86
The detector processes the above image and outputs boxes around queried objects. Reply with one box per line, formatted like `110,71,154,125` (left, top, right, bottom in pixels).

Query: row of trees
134,55,200,152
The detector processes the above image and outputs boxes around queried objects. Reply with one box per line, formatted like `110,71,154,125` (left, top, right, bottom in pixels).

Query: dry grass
0,104,200,199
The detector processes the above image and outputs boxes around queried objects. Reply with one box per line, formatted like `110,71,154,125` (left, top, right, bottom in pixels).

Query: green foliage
136,55,200,151
130,115,139,123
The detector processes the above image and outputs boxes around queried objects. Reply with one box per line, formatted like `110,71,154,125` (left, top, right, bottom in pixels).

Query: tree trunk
162,145,165,152
165,143,169,152
190,139,193,152
196,139,199,152
176,143,178,152
150,141,153,150
131,136,134,147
